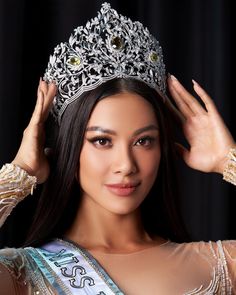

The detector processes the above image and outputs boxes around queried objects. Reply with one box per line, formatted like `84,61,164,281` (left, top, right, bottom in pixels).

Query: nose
112,144,137,176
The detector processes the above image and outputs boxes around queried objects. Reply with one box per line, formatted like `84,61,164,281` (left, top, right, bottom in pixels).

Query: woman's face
79,92,161,215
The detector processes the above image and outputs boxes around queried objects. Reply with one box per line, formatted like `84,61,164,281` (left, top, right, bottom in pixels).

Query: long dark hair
25,78,189,246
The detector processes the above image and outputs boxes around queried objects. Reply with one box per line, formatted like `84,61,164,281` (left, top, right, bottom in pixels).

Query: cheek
136,149,161,178
134,149,161,199
79,144,110,180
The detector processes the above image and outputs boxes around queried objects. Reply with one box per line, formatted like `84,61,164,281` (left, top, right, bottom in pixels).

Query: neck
65,196,157,253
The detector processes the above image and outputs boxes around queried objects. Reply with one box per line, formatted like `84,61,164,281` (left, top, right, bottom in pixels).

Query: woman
0,3,236,294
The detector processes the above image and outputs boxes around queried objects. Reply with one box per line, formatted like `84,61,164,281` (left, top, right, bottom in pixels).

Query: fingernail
192,79,199,87
170,74,178,81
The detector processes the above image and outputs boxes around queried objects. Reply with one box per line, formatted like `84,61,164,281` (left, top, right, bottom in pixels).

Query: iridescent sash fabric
26,239,124,295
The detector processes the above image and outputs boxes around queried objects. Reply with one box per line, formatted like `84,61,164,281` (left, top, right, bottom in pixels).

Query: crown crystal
69,57,81,66
44,2,167,124
111,36,124,50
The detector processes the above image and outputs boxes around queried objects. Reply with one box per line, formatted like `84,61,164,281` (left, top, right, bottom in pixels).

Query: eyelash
87,137,112,147
87,136,155,148
135,136,155,147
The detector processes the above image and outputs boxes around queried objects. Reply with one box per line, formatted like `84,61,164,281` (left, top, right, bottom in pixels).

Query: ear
44,147,53,158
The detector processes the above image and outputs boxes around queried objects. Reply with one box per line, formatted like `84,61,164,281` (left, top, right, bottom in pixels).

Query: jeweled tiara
44,2,167,124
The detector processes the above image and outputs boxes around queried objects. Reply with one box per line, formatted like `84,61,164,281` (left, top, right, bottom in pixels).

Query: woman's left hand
168,75,235,174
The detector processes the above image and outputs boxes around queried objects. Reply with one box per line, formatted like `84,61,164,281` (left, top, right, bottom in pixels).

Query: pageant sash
27,239,124,295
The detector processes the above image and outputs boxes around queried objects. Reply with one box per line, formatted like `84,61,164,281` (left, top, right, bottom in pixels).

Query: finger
43,82,56,109
41,82,57,122
37,77,42,97
40,80,49,96
168,80,194,118
168,75,206,116
192,80,218,114
30,90,44,125
47,81,57,100
164,95,186,125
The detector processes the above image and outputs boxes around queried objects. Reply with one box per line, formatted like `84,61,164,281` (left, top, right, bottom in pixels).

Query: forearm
0,164,37,228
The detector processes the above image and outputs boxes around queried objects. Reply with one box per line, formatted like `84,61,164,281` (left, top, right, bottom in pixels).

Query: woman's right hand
12,79,57,184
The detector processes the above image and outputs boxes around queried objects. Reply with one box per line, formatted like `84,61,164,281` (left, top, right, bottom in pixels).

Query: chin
102,202,142,216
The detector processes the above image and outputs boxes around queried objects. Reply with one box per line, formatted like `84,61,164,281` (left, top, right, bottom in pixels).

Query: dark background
0,0,234,247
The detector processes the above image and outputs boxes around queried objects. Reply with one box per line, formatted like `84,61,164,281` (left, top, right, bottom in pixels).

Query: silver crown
44,2,167,124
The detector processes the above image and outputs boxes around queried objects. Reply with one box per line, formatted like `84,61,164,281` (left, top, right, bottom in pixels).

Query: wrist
222,147,236,185
0,163,37,198
213,143,236,174
11,159,36,177
214,155,229,174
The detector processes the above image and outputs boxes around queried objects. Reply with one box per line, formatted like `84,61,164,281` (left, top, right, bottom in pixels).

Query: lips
105,182,140,196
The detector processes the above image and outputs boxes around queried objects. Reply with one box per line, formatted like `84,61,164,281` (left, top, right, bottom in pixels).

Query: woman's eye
135,137,154,146
96,138,110,146
88,137,112,147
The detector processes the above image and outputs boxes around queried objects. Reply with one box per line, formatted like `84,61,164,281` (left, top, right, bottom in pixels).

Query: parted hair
25,78,189,246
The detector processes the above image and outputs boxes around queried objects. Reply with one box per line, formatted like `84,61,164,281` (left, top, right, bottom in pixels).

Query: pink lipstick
105,182,140,196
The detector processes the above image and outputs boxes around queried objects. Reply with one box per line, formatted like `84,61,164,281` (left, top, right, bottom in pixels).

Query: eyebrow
86,125,159,136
